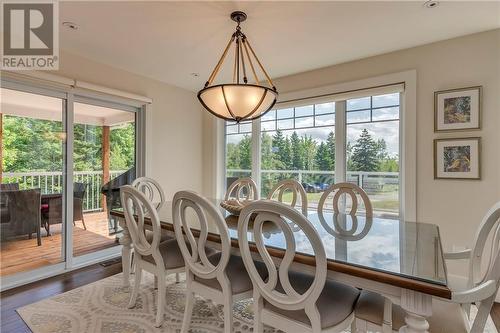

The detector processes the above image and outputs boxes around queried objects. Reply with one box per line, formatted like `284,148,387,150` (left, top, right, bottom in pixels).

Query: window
346,93,400,217
223,85,404,218
225,120,252,189
260,103,335,208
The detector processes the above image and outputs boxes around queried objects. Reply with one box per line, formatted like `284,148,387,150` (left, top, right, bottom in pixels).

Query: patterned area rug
17,272,497,333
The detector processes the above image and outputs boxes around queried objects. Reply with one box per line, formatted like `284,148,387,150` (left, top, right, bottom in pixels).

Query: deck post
101,125,110,211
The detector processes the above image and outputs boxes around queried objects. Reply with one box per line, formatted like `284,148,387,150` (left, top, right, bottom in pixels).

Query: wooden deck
0,212,119,276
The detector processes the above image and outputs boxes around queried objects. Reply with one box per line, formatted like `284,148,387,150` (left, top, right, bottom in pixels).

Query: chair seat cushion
194,253,268,294
355,290,468,333
143,239,216,270
144,229,171,243
264,270,360,329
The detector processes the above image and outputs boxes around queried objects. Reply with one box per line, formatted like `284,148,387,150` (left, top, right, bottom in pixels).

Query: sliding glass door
0,79,144,287
1,87,67,276
72,100,137,258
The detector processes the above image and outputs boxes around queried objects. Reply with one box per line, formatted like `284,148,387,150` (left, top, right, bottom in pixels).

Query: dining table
110,199,450,333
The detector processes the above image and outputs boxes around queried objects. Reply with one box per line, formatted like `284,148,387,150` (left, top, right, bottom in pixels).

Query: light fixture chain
239,35,248,84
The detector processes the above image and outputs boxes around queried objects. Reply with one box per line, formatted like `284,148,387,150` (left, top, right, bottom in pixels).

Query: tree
350,129,379,171
301,135,317,170
290,131,303,170
315,142,333,170
326,131,335,169
272,130,291,169
238,135,252,170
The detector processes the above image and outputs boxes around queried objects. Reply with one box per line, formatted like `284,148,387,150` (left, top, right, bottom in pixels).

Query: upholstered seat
355,290,468,333
194,253,268,294
264,270,360,329
143,239,217,270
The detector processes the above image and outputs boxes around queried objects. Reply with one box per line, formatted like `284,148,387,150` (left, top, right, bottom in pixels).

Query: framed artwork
434,86,482,132
434,137,481,180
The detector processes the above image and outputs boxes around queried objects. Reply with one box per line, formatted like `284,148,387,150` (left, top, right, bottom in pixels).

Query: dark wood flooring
1,261,499,332
0,260,122,333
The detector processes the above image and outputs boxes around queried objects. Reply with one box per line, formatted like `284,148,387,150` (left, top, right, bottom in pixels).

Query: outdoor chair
0,188,42,246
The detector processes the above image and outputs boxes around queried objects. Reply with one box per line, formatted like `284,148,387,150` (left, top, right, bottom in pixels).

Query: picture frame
434,137,481,180
434,86,482,132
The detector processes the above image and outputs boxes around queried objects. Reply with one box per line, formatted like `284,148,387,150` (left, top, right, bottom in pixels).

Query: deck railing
2,170,126,212
226,169,399,192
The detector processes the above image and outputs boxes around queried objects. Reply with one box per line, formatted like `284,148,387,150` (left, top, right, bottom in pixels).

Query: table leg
399,289,432,333
118,217,132,287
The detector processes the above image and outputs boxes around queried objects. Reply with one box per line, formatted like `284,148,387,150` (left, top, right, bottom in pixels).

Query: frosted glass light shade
198,84,278,122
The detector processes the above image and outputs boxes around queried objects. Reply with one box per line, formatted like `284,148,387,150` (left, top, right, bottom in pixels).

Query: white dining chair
225,177,260,201
267,179,308,215
120,185,186,327
238,200,361,333
318,182,373,218
172,190,268,333
354,202,500,333
132,176,165,211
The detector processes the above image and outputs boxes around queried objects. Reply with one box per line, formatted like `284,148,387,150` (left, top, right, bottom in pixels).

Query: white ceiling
60,1,500,92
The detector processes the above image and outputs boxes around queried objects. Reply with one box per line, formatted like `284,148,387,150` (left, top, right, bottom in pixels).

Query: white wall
203,29,500,279
55,50,204,199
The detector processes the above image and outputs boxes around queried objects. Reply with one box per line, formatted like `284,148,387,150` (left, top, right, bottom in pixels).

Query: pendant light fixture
197,11,278,122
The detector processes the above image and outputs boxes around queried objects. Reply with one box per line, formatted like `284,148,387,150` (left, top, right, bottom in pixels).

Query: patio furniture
1,183,20,224
0,188,42,246
41,182,87,236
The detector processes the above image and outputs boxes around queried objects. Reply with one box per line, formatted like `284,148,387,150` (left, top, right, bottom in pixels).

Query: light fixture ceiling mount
197,11,278,123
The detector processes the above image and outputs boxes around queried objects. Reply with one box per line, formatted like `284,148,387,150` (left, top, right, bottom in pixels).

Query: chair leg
127,264,142,309
155,274,166,328
175,272,180,283
222,292,233,333
253,292,264,333
181,289,195,333
37,226,41,246
81,215,87,230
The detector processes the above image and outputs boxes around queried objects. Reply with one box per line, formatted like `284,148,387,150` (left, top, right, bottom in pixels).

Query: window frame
221,70,417,221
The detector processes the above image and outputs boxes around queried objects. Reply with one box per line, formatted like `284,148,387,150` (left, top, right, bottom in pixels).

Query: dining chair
131,176,171,242
354,202,500,333
120,185,186,328
355,251,500,333
172,190,267,333
238,200,361,333
318,182,373,218
267,179,308,215
132,177,166,212
224,177,259,201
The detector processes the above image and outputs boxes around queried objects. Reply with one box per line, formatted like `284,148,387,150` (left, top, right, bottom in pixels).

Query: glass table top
115,199,447,287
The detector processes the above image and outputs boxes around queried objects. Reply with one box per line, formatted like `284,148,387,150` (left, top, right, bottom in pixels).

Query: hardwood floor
0,260,122,333
0,260,499,332
0,212,118,276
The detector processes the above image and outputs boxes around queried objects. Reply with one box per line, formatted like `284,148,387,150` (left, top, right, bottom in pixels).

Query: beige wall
55,50,204,200
204,29,500,278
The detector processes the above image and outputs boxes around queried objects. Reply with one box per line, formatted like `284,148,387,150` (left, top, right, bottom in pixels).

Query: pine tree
238,135,252,170
290,131,303,170
301,135,317,170
272,130,291,169
326,131,335,169
315,142,333,170
351,129,379,171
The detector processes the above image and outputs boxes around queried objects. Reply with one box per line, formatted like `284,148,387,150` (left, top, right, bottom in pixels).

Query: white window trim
218,70,416,221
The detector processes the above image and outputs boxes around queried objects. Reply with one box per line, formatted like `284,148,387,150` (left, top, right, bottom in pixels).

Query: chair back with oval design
173,191,231,280
267,179,308,216
224,177,259,202
120,185,162,260
238,200,327,324
318,182,373,218
469,202,500,288
132,177,165,212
